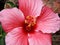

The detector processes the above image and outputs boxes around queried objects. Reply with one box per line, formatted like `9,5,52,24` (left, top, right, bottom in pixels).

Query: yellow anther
32,22,36,26
25,20,28,24
26,16,30,19
24,16,36,31
28,24,31,27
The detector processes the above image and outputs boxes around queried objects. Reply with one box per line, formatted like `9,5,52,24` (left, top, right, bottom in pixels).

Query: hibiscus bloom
0,0,60,45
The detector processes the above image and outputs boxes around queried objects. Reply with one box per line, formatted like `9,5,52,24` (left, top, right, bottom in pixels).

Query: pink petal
0,8,25,33
36,6,60,33
18,0,44,17
28,31,52,45
5,27,28,45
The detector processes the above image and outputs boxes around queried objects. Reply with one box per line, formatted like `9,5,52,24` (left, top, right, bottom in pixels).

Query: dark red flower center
24,16,36,32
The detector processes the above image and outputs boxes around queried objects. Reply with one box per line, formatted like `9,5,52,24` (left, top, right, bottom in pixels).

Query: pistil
24,16,36,32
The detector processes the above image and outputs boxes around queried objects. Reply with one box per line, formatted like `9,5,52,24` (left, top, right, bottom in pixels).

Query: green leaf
7,1,17,7
4,1,17,8
0,25,6,45
0,37,5,45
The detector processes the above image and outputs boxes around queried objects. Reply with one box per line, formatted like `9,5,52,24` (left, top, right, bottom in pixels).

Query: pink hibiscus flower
0,0,60,45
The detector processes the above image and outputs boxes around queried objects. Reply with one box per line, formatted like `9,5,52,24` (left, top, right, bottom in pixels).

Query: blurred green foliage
4,1,17,8
0,25,6,45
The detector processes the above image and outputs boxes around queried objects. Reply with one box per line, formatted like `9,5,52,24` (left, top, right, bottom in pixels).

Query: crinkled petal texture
18,0,43,17
28,31,52,45
5,27,28,45
6,27,52,45
37,6,60,33
0,8,25,33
